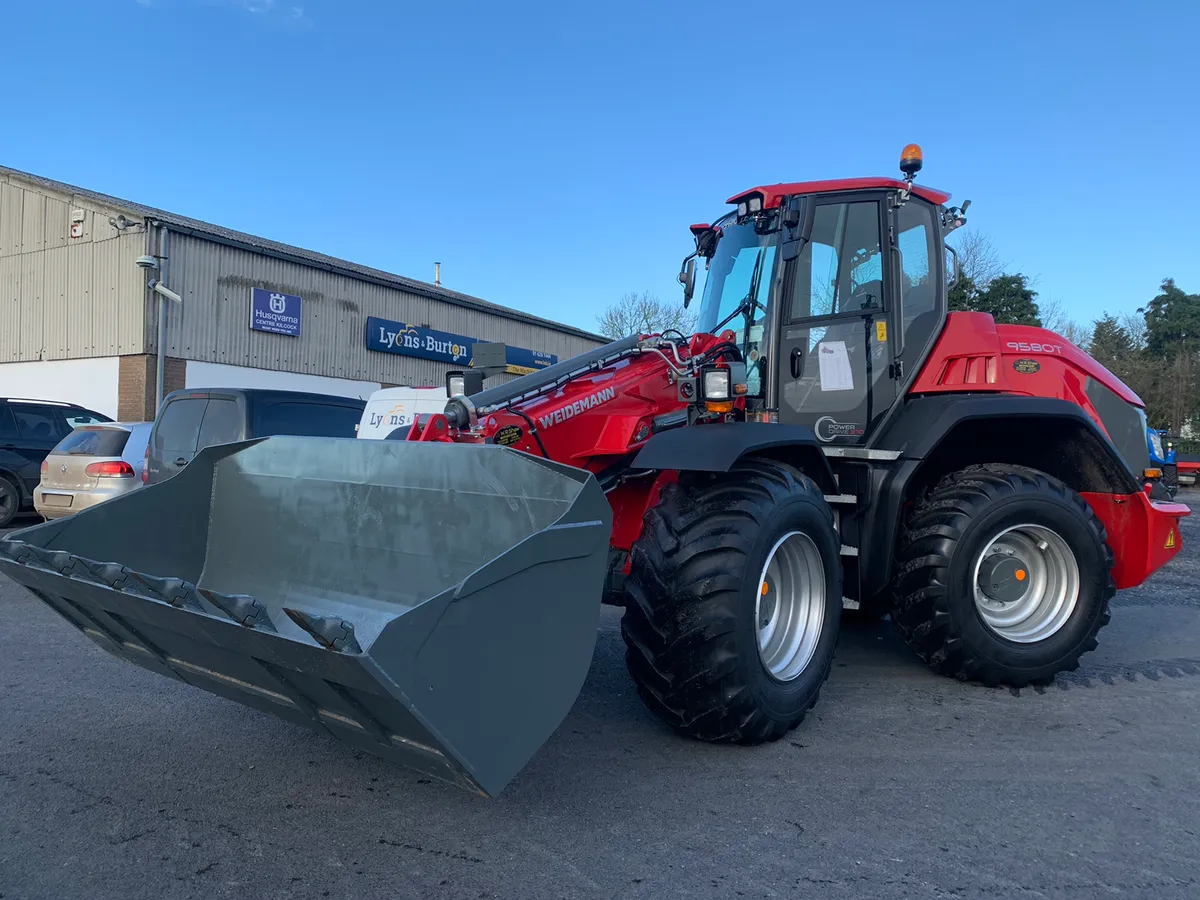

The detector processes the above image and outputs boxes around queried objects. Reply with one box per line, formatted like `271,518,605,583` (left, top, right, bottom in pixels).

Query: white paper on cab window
818,341,854,391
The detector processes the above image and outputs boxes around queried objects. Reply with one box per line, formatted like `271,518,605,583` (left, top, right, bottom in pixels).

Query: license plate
41,493,73,508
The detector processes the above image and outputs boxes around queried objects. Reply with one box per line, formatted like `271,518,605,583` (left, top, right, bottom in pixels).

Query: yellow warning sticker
1165,530,1176,549
876,320,888,342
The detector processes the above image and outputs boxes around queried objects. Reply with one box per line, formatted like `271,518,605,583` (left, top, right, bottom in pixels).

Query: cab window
895,199,940,348
790,201,884,321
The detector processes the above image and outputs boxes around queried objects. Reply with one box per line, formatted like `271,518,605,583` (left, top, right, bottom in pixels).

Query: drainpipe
154,225,170,414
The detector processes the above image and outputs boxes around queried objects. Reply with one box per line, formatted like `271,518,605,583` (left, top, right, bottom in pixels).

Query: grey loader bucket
0,437,612,797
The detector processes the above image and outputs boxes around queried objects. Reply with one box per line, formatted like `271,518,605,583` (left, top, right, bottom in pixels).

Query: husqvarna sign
249,288,303,337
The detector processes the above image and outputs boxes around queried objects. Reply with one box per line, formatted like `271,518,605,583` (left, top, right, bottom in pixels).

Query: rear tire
890,464,1114,687
0,476,19,528
621,459,842,743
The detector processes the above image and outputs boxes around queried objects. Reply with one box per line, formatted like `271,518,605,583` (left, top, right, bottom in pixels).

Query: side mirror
679,256,696,308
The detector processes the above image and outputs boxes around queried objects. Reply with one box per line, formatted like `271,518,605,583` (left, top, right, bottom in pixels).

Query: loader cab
692,165,958,446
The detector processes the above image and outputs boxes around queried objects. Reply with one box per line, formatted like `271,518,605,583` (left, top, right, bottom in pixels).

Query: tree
1142,278,1200,356
598,291,696,339
1138,278,1200,434
973,274,1041,326
1089,314,1133,372
947,273,978,313
948,229,1005,288
1039,297,1089,350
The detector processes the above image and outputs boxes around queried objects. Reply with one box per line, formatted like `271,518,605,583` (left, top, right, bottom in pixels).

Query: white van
355,386,449,440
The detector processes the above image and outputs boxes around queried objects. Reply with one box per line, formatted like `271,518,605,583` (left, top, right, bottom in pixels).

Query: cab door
773,195,898,444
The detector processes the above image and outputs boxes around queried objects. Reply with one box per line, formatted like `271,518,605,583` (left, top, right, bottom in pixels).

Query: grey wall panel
44,197,69,250
0,256,19,361
20,191,45,254
92,234,145,355
66,240,95,357
0,180,146,361
19,252,45,361
41,245,70,359
167,233,603,386
0,183,22,257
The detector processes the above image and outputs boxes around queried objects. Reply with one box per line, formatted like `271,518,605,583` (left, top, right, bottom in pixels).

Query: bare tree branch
947,229,1005,288
597,291,696,339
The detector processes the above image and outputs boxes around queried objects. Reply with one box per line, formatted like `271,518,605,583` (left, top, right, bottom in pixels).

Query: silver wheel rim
755,531,826,682
972,523,1080,643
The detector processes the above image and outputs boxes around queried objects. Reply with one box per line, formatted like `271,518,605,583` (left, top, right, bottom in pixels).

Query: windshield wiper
713,249,767,335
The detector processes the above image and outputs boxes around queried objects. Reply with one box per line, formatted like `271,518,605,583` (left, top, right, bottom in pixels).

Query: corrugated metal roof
0,164,607,343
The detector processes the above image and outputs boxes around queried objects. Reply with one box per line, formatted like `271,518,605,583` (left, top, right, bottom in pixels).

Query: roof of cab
727,177,951,208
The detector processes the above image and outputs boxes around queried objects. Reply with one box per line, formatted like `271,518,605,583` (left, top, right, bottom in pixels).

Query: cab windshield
695,217,777,396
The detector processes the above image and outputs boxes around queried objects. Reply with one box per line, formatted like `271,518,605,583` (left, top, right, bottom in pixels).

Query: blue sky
3,0,1197,336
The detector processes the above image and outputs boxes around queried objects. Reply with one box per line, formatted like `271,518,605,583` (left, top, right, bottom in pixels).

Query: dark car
0,398,113,526
144,388,367,485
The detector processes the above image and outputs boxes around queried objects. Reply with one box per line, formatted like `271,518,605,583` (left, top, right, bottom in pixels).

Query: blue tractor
1145,425,1178,499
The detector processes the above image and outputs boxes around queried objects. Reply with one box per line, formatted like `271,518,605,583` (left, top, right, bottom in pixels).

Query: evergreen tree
974,274,1041,326
1089,314,1133,373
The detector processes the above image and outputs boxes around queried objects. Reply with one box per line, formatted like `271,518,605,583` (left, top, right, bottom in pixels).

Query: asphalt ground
1,497,1198,900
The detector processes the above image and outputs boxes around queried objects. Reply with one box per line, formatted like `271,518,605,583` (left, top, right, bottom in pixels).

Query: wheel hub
972,523,1080,644
755,531,826,682
976,552,1030,605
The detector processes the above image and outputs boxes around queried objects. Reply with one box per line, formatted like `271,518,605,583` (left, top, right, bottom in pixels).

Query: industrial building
0,166,605,420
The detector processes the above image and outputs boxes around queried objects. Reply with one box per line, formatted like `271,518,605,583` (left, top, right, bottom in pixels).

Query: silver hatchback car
34,422,153,520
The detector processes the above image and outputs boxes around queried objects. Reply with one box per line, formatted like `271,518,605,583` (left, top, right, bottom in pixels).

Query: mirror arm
945,243,961,291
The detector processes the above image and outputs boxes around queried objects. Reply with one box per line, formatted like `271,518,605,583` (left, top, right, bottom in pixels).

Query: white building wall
185,360,380,400
0,357,121,418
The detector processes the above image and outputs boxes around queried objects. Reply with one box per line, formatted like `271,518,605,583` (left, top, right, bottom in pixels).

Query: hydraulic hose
444,333,643,429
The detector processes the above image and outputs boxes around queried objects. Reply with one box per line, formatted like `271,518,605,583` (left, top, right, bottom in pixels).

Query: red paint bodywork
1080,492,1188,589
728,177,952,209
912,311,1188,587
416,309,1186,594
912,312,1144,429
412,194,1184,595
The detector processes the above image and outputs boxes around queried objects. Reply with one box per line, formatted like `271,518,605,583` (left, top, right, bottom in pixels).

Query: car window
11,405,65,441
0,407,17,441
196,398,243,447
153,398,208,455
63,410,109,428
256,401,362,438
53,428,131,457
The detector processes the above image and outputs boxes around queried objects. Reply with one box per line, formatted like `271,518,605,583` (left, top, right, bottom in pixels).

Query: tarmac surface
2,496,1199,900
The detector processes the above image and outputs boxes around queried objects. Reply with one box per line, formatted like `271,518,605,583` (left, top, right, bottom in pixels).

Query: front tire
0,476,19,528
890,464,1115,687
621,459,842,743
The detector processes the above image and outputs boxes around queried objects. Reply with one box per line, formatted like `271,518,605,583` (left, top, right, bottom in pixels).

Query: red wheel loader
1,146,1188,797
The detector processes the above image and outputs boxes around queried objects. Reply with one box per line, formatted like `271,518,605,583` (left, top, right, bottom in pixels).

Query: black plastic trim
852,393,1141,600
630,423,836,492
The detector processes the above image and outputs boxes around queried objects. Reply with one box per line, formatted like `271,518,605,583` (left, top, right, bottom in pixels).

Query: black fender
630,423,837,493
858,394,1141,599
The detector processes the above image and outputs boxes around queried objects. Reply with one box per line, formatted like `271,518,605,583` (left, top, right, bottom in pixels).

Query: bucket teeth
126,573,204,611
22,545,82,576
199,589,276,631
0,540,31,565
73,558,138,590
282,608,362,654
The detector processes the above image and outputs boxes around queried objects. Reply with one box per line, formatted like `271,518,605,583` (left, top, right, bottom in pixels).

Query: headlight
448,375,466,397
702,369,731,401
1149,431,1164,460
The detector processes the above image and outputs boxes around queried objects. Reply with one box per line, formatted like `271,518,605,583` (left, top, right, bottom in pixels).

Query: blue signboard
249,288,303,337
365,316,557,372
